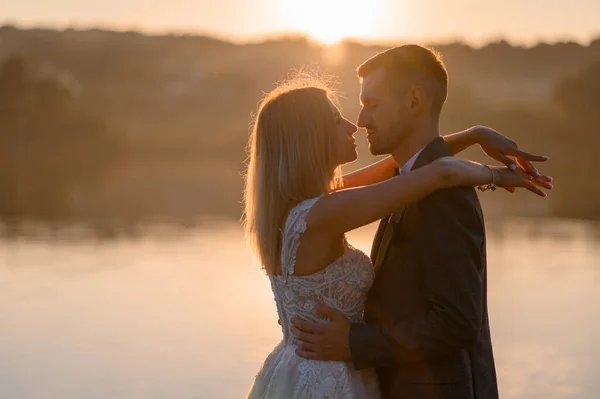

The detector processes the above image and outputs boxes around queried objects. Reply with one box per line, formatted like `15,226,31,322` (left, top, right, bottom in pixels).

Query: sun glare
283,0,380,45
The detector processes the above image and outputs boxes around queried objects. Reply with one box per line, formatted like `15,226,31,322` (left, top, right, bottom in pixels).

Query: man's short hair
357,45,448,117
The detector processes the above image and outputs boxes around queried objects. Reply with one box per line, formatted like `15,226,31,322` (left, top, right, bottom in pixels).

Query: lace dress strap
280,195,323,279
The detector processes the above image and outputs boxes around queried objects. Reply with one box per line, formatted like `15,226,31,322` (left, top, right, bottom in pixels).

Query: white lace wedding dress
246,196,380,398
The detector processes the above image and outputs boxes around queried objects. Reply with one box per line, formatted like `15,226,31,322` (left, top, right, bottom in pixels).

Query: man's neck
391,123,440,168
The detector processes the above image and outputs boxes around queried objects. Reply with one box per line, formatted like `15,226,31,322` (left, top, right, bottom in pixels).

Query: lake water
1,219,599,399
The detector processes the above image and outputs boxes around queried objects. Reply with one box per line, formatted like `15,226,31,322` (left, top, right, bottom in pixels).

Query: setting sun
283,0,381,44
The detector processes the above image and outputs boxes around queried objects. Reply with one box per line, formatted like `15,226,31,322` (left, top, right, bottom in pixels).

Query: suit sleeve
349,188,485,369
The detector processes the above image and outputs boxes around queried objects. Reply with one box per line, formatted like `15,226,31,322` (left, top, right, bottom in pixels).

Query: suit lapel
370,217,388,264
370,167,400,264
371,137,452,270
373,206,407,271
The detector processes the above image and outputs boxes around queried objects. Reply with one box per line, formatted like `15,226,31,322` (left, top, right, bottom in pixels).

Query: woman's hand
491,166,553,197
437,157,553,197
470,126,549,177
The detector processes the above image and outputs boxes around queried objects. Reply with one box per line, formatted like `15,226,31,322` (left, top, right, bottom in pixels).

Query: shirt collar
400,147,426,174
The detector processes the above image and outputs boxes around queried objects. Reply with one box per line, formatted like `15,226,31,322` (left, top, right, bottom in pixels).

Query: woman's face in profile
329,101,358,166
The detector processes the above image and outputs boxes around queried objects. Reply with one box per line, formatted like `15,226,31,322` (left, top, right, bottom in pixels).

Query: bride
243,77,551,398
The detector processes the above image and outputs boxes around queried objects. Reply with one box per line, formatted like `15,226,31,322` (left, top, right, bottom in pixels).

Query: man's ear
408,85,427,115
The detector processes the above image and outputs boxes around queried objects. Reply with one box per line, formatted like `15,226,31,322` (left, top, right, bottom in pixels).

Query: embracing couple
244,45,552,398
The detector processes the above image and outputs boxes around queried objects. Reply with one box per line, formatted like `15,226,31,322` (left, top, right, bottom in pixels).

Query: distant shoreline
1,24,598,49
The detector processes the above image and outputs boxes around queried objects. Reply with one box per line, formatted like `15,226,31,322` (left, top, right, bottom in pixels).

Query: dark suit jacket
349,137,499,399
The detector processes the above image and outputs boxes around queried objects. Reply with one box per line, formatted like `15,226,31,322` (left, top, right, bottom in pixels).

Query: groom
292,45,499,398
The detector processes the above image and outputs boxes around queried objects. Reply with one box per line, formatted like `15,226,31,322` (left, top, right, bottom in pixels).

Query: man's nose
357,109,368,127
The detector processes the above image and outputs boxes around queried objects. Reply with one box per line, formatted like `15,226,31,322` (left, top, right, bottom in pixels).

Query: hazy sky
2,0,598,45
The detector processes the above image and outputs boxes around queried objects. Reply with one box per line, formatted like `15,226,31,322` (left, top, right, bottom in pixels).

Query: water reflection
0,219,598,399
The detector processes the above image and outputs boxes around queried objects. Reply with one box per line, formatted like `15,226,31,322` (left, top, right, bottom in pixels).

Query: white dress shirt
398,146,426,175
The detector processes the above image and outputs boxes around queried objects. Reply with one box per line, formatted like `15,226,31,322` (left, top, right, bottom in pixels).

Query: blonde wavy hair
243,76,344,275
